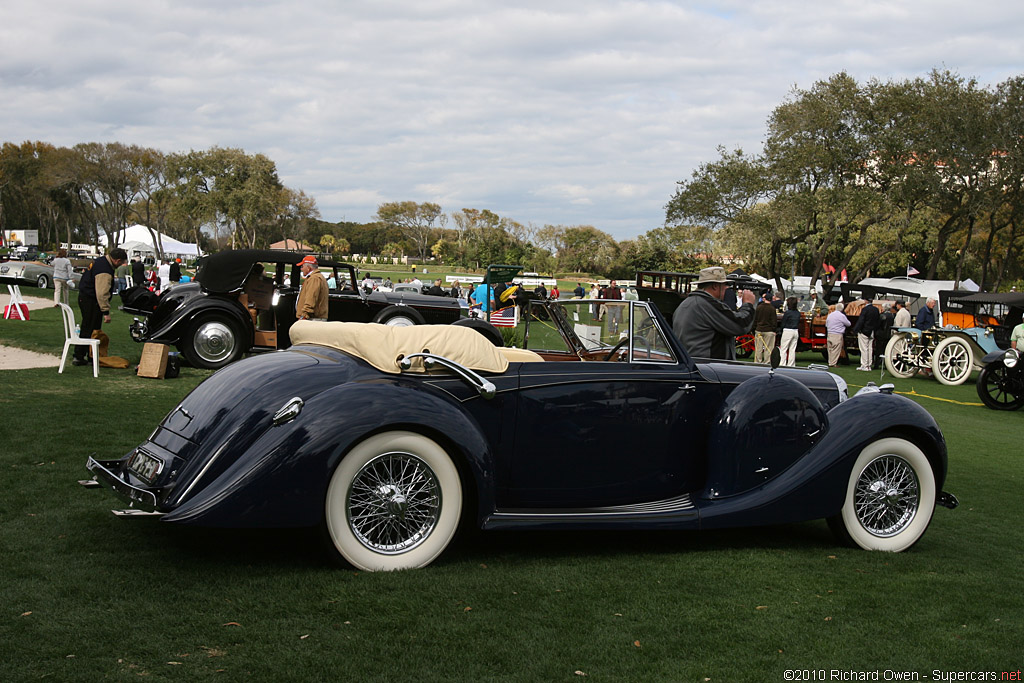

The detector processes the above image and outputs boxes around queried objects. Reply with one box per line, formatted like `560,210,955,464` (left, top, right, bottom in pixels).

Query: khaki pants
857,333,874,370
754,331,776,364
53,278,70,306
827,333,844,366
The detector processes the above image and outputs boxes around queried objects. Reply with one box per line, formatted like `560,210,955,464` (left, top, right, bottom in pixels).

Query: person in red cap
295,255,328,320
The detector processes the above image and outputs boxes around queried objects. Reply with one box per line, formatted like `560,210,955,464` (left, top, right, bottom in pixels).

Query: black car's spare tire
452,318,504,347
372,305,425,327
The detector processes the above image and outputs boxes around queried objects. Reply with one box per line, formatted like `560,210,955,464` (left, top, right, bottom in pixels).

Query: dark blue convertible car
86,298,957,571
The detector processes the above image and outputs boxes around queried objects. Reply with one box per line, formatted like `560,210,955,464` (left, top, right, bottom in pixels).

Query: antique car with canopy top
121,249,464,369
85,297,957,571
885,289,1022,386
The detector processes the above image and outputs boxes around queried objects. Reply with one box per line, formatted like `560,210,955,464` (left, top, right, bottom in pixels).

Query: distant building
270,239,315,252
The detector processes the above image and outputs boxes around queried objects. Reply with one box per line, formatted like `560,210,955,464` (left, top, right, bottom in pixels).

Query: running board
111,509,165,518
484,493,700,530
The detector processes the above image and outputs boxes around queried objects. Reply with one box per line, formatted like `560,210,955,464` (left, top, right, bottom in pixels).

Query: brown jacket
296,271,328,320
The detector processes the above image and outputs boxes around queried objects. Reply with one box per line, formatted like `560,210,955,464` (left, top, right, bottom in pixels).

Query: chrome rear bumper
86,457,159,511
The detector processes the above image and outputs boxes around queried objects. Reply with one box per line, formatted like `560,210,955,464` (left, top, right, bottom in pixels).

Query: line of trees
0,142,319,258
3,69,1023,291
667,70,1024,295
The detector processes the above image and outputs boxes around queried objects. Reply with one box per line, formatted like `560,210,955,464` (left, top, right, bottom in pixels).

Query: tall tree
376,201,446,261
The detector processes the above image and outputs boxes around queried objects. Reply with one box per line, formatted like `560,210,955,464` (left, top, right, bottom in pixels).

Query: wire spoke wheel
853,455,919,537
347,452,441,554
828,437,936,552
325,431,462,571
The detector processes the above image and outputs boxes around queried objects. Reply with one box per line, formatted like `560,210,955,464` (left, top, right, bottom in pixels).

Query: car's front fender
162,380,495,528
698,390,946,529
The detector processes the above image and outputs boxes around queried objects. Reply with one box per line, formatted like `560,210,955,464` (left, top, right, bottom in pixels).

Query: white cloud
2,0,1022,240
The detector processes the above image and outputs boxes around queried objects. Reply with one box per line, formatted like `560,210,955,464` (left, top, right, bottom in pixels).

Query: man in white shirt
893,301,912,328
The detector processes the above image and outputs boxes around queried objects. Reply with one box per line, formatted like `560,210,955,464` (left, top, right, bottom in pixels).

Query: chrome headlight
1004,348,1020,369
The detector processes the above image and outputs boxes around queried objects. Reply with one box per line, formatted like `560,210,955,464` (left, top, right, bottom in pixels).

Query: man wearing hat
295,255,328,321
672,266,756,359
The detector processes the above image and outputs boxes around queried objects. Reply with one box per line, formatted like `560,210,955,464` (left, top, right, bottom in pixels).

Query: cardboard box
138,342,169,379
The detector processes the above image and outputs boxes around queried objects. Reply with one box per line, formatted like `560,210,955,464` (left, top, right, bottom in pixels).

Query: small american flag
489,306,518,328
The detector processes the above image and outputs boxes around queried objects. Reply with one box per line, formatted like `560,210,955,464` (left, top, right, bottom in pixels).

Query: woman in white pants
51,248,73,306
779,296,801,366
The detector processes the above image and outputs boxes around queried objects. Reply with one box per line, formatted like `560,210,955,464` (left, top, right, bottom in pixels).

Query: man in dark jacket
916,298,937,330
169,258,182,283
672,266,756,359
130,257,145,287
73,248,127,366
753,292,778,363
852,300,881,371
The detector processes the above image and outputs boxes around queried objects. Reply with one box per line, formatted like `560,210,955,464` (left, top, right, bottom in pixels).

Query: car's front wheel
828,437,936,552
325,431,463,571
976,362,1024,410
931,336,974,386
36,274,50,289
180,315,245,369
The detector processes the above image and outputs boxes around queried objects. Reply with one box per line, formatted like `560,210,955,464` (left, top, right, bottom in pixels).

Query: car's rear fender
147,295,251,346
697,391,947,529
162,379,495,528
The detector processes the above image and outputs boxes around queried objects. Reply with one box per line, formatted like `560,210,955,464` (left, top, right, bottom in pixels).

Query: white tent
98,225,202,260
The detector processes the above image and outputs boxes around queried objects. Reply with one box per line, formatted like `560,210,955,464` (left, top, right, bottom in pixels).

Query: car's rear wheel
976,363,1024,410
827,437,935,552
36,274,50,289
884,334,917,378
180,315,244,369
373,305,424,327
325,431,462,571
931,336,974,386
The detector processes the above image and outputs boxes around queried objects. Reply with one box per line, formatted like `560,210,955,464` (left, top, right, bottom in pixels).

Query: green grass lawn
1,286,1021,681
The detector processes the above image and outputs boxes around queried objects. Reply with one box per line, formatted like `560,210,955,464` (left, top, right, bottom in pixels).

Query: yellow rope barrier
847,382,984,406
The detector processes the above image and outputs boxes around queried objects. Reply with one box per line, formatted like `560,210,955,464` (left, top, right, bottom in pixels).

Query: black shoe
71,358,89,366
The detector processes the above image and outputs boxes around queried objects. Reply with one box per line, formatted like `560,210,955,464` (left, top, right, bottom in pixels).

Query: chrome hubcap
347,452,440,554
194,321,236,363
854,455,919,537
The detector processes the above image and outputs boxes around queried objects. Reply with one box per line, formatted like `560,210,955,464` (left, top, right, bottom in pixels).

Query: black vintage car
87,297,957,572
122,249,463,369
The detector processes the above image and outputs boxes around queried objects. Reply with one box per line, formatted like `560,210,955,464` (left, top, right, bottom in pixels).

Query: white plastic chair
58,303,100,378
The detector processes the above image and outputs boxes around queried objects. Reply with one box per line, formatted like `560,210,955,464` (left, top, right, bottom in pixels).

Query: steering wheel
604,337,629,361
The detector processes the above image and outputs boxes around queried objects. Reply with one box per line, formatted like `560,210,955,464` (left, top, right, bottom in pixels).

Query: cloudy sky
2,1,1022,241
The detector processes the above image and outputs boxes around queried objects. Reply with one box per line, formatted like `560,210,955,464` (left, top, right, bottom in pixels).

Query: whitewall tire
829,437,936,552
931,336,974,386
325,431,462,571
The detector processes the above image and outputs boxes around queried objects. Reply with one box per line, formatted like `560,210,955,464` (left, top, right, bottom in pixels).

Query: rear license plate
128,450,162,484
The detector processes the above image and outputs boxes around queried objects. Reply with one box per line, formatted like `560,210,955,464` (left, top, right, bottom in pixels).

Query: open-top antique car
85,298,957,571
884,290,1022,386
121,249,463,369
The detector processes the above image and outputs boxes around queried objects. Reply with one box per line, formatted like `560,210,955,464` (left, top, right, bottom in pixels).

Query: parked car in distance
86,297,957,572
120,249,464,369
0,258,83,290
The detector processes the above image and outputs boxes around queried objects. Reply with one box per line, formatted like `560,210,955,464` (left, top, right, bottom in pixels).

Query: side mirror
770,346,781,369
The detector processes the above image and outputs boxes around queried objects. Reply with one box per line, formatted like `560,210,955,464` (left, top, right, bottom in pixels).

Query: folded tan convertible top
289,320,543,374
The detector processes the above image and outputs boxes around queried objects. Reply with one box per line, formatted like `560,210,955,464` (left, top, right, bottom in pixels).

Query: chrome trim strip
492,494,695,518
